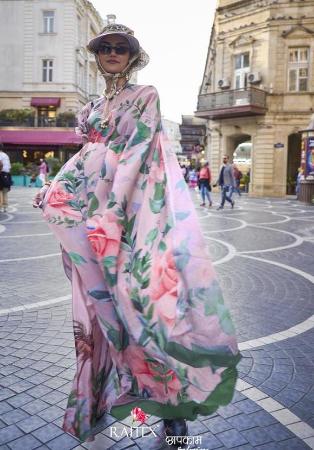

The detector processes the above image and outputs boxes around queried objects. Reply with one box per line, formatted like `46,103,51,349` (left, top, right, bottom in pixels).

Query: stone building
162,118,182,155
196,0,314,196
0,0,106,163
179,116,207,167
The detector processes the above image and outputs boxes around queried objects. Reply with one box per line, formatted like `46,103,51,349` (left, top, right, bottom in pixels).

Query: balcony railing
196,87,267,119
0,118,76,128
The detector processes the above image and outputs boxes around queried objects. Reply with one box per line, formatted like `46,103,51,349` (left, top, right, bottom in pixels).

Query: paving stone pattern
0,188,313,449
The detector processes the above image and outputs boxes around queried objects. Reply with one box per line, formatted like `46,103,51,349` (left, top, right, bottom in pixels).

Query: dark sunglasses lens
98,45,129,55
115,46,129,54
99,45,112,54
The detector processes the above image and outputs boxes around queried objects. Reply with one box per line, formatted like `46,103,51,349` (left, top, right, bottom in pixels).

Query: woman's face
97,34,130,74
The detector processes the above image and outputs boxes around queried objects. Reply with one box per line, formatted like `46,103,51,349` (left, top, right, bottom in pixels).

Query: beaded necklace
100,78,129,129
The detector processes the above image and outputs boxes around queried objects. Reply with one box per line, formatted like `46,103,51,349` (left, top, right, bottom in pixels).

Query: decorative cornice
229,34,256,48
281,24,314,38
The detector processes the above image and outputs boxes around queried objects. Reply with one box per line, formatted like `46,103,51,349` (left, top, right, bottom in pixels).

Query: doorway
226,134,252,191
287,133,301,194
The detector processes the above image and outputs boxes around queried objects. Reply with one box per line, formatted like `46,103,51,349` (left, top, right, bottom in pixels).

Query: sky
91,0,217,123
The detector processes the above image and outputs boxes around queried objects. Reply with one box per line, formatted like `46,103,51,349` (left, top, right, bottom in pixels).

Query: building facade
162,118,182,155
0,0,105,163
179,116,207,167
196,0,314,196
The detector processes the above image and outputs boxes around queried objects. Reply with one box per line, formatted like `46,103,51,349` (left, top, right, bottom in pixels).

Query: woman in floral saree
34,23,241,445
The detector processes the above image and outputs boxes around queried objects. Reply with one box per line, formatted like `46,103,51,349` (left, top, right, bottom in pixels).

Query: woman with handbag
33,23,241,445
199,162,212,207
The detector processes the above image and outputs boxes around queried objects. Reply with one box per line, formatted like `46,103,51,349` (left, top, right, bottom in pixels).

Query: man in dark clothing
214,155,235,210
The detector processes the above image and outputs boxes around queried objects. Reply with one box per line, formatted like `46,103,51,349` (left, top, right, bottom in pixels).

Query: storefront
0,128,82,164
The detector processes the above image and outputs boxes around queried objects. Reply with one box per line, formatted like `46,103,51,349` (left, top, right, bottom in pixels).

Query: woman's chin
103,66,124,74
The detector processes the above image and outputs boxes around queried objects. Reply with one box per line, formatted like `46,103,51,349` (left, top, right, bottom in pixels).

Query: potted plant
10,162,25,186
0,109,35,126
56,112,76,127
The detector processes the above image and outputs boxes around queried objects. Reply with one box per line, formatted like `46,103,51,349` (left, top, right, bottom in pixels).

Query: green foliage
46,157,62,177
10,162,24,175
56,111,76,127
0,108,34,125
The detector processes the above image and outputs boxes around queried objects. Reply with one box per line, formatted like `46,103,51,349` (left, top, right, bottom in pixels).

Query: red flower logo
131,407,149,424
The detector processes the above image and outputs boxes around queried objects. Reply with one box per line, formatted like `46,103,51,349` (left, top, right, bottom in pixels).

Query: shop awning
0,129,82,146
31,97,61,107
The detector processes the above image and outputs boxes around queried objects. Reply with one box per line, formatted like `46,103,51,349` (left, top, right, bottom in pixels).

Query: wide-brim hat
87,23,149,73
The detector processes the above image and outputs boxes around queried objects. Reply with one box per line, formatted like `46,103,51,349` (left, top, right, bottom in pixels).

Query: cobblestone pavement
0,187,313,450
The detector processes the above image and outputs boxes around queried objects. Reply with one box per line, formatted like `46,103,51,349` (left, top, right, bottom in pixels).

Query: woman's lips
107,59,119,63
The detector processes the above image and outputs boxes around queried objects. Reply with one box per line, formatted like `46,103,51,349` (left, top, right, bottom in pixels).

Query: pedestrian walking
199,161,212,207
214,155,235,210
295,167,304,198
188,168,198,188
232,164,242,197
33,23,240,445
38,158,48,186
0,144,12,213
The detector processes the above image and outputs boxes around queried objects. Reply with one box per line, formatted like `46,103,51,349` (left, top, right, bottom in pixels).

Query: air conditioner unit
218,78,231,89
248,72,262,84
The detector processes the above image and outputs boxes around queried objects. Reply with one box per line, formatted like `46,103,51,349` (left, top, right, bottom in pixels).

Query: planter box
25,175,42,188
12,175,25,186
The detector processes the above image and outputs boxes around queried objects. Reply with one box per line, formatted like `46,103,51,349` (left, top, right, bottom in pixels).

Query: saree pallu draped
41,84,241,441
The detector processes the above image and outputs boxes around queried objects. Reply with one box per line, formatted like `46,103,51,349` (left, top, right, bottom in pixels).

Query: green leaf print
217,304,236,335
145,228,158,246
149,199,164,214
174,240,190,271
165,341,241,368
149,182,166,214
158,241,167,252
110,143,125,154
67,389,78,408
152,148,160,165
145,304,154,321
139,161,150,174
98,317,129,351
68,252,87,265
104,266,117,287
103,256,117,268
87,193,99,217
130,121,151,146
130,288,144,313
88,290,112,301
100,161,107,179
154,183,165,201
107,192,117,209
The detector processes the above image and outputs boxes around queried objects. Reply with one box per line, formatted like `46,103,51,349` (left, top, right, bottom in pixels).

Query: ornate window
288,47,309,92
234,52,250,89
43,11,55,33
42,60,53,82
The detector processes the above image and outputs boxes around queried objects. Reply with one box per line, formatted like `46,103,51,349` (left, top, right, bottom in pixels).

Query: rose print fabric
41,84,241,441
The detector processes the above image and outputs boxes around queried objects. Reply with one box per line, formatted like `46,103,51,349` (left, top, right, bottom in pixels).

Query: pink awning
0,129,82,146
31,97,61,107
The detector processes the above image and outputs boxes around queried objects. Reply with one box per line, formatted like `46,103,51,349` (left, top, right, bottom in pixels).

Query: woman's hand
32,183,51,208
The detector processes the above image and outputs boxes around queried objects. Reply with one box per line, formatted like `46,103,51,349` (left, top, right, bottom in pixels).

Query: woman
199,162,212,207
33,24,241,444
188,168,198,189
38,158,48,186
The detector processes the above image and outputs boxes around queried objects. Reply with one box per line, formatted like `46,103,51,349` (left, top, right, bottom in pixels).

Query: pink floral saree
41,84,241,441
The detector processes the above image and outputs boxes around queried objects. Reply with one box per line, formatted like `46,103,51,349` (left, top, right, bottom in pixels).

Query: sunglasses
98,44,130,55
